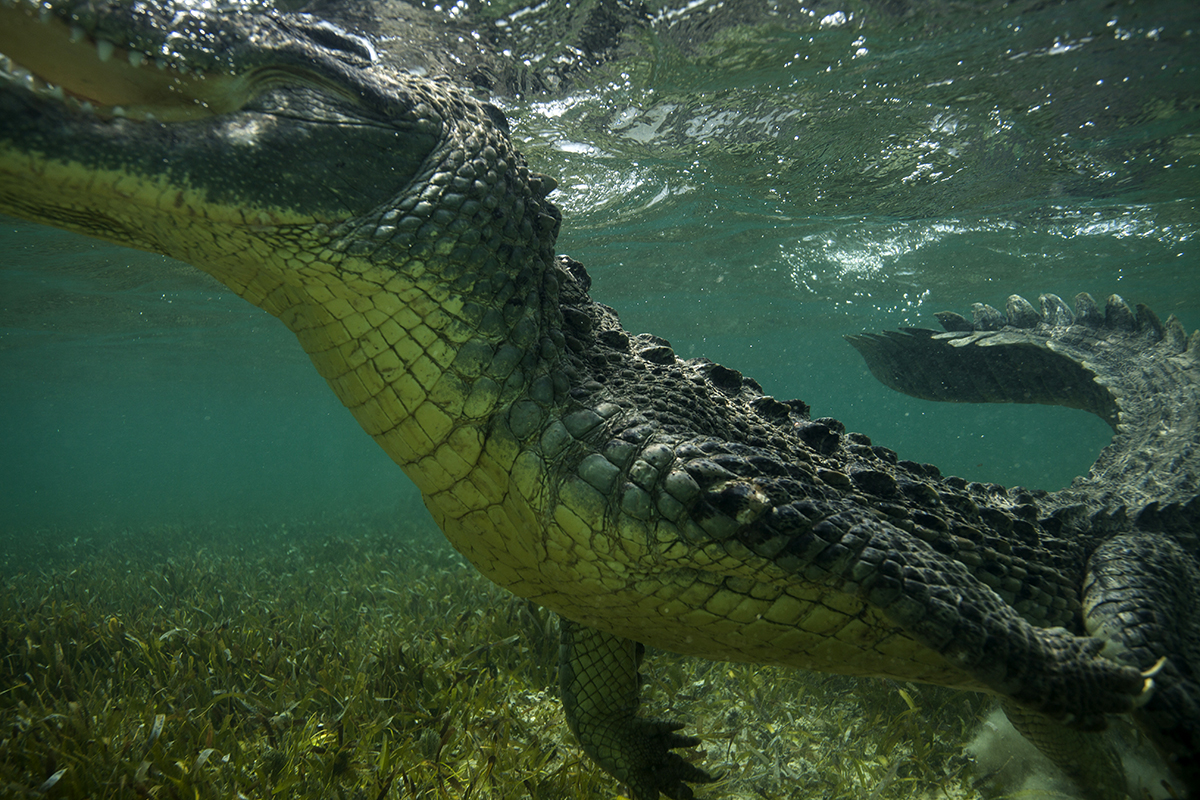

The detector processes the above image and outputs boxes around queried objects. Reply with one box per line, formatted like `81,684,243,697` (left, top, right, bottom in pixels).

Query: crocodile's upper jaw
0,0,241,119
0,0,379,119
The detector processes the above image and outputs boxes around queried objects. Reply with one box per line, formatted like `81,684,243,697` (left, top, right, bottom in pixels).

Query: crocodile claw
973,628,1146,732
1135,656,1168,708
619,719,715,800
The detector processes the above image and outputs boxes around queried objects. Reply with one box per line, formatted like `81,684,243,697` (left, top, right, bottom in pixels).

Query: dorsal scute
935,293,1197,359
1039,294,1075,327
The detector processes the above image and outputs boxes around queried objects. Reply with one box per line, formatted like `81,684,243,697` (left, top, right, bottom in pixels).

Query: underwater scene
1,0,1197,798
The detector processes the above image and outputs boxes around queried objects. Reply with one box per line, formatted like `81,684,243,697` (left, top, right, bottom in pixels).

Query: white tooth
47,84,65,100
156,58,169,70
80,100,95,113
112,106,126,117
96,39,114,62
70,25,85,43
129,50,146,67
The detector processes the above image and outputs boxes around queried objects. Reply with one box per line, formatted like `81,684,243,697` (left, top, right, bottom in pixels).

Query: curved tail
849,292,1200,791
845,292,1200,521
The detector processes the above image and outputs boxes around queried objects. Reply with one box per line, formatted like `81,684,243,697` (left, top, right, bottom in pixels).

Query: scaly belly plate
434,467,981,691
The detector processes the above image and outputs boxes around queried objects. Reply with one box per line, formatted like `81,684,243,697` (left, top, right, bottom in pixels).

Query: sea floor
0,515,1158,799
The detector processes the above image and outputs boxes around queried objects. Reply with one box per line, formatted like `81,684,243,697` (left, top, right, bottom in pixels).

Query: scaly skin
0,2,1195,797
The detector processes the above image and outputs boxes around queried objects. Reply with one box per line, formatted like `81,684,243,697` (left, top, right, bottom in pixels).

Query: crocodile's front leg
559,618,715,800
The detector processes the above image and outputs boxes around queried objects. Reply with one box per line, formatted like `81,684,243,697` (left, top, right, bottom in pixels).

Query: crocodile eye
287,17,376,65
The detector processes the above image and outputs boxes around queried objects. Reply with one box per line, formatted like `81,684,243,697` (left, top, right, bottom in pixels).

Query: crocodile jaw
0,1,243,120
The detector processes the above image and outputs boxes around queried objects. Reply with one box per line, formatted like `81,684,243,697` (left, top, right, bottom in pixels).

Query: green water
1,0,1197,536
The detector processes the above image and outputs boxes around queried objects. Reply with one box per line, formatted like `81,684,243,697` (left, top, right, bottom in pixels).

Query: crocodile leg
1000,700,1127,800
1085,533,1200,794
559,618,715,800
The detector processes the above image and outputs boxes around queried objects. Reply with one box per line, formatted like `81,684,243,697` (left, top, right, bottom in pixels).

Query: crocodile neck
263,146,561,509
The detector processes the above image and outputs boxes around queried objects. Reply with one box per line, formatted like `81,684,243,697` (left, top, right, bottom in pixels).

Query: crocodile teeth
0,46,181,121
0,55,94,114
96,38,114,62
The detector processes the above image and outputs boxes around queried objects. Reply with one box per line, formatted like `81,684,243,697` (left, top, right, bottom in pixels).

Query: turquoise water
1,0,1197,535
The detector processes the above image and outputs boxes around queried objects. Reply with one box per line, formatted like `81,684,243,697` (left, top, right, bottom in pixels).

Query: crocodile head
0,0,560,318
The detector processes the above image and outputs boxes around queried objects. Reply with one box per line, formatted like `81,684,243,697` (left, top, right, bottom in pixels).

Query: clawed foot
608,718,715,800
1009,632,1152,730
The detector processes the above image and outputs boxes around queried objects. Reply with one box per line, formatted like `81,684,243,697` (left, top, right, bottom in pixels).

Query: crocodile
0,1,1196,797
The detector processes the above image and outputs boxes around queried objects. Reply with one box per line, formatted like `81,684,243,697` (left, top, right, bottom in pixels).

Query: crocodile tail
845,292,1200,517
